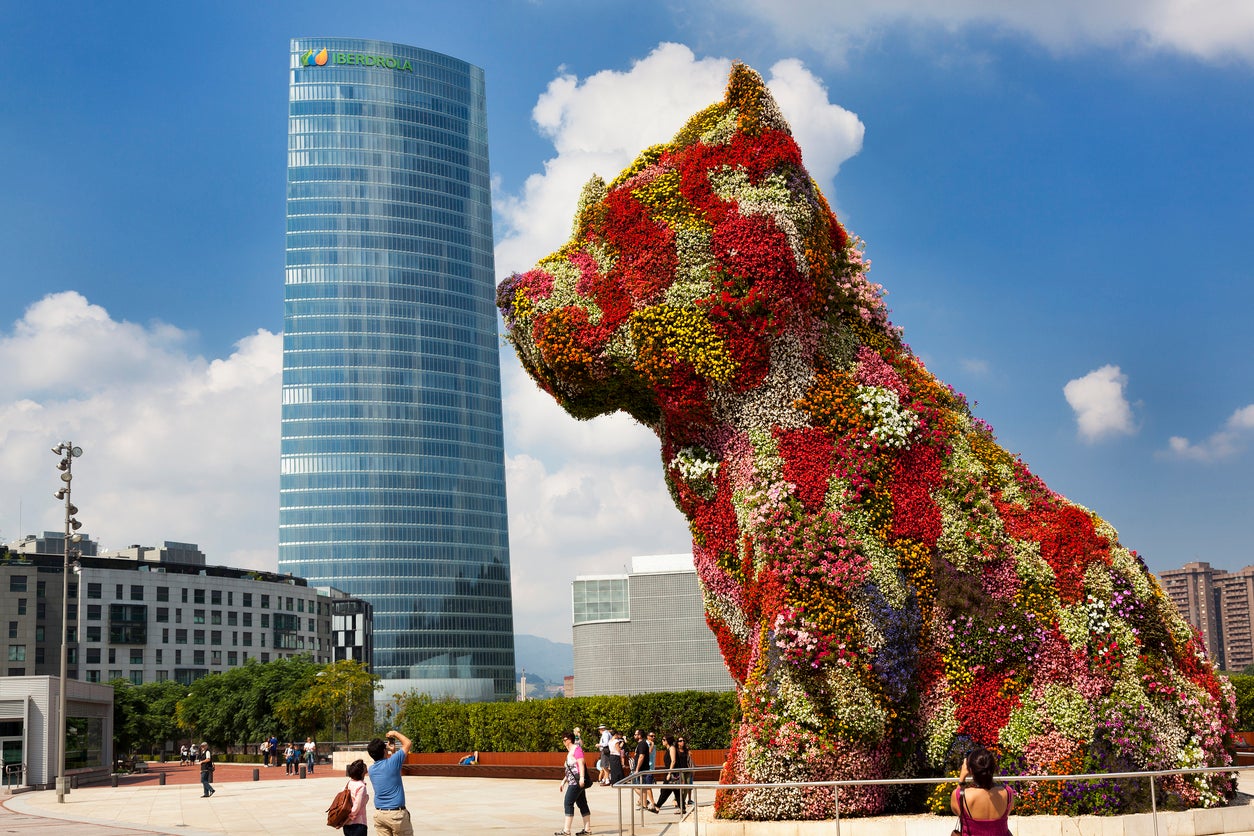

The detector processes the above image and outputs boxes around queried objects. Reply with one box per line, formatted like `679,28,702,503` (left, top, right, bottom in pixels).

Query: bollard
299,765,307,779
159,772,166,786
252,768,260,782
70,775,79,789
111,774,119,788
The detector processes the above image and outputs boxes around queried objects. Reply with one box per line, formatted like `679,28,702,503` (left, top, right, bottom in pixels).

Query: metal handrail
611,763,1251,836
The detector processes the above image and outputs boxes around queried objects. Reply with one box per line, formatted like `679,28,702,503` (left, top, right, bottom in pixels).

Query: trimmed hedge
397,690,738,753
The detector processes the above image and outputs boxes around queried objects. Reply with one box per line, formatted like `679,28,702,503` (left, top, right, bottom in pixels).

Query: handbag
950,788,968,836
326,782,353,828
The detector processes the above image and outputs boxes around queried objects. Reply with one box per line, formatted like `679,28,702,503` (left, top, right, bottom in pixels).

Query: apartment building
1159,560,1254,672
3,534,372,685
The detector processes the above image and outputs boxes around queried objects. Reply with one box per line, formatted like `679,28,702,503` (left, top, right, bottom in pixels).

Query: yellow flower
630,306,737,384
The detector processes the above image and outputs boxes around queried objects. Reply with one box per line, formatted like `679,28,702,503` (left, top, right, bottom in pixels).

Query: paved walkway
0,768,692,835
5,767,1253,836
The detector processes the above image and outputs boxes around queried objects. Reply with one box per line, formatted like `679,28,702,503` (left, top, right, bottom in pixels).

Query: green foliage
112,679,185,756
276,659,379,742
1226,674,1254,730
174,656,376,749
396,690,737,753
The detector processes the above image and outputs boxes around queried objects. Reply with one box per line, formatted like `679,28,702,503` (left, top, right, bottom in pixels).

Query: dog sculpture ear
571,175,608,241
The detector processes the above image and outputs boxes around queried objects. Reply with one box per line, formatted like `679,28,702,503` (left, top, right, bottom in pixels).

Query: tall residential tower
280,39,514,701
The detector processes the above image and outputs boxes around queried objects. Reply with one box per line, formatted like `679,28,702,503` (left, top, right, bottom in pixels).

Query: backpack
326,783,353,828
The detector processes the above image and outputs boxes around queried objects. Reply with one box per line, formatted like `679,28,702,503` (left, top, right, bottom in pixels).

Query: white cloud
494,42,864,279
0,292,280,572
961,358,990,375
504,449,690,641
1063,364,1137,442
499,350,692,640
1165,404,1254,462
0,293,690,643
718,0,1254,64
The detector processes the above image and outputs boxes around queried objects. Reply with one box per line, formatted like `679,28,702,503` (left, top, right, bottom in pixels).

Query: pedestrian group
553,723,693,836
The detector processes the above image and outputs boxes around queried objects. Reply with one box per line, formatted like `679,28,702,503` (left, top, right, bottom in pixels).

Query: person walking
596,724,611,785
674,737,693,811
268,734,278,767
367,730,413,836
655,735,682,812
607,730,626,786
198,743,215,797
342,758,371,836
556,730,591,836
633,730,658,813
304,736,317,773
285,742,297,775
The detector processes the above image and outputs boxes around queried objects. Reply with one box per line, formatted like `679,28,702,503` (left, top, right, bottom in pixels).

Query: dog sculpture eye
500,63,1234,820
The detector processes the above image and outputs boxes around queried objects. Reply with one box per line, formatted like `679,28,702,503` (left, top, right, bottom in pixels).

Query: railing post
835,785,841,836
628,777,636,836
1150,774,1159,836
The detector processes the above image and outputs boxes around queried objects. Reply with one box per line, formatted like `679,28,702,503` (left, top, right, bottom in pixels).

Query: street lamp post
52,442,84,803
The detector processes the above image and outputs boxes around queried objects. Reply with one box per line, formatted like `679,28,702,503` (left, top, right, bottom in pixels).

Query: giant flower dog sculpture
498,64,1234,819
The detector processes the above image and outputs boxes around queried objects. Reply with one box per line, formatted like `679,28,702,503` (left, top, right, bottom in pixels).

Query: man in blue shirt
367,730,413,836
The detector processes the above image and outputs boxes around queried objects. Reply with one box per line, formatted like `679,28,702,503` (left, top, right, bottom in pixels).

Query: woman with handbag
654,735,683,813
950,747,1014,836
343,759,370,836
556,731,592,836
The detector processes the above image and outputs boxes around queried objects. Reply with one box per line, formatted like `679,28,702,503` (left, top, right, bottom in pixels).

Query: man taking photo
367,730,413,836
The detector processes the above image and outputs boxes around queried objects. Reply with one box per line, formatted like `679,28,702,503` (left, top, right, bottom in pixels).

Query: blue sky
1,1,1251,641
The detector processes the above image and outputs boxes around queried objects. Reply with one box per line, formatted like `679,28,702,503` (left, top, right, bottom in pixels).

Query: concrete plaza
4,766,1254,836
0,768,694,835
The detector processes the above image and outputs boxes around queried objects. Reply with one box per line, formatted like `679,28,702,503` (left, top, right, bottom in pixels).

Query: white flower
854,385,920,449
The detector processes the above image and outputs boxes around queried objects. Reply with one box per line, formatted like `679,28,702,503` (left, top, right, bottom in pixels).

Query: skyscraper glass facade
280,38,515,701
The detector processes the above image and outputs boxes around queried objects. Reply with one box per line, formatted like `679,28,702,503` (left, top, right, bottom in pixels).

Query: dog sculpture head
497,63,892,437
501,65,1234,819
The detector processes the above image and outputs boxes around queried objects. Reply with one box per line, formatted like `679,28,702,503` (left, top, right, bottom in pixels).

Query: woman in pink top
951,747,1014,836
343,758,370,836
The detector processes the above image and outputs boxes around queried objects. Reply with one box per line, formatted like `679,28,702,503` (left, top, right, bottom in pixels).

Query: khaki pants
373,807,414,836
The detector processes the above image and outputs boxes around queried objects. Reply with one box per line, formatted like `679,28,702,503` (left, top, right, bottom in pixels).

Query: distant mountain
514,633,573,684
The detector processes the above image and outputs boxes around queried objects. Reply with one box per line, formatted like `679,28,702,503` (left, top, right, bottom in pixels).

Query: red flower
713,209,798,281
890,444,942,546
708,613,751,683
669,128,805,226
692,467,741,579
998,498,1111,604
774,426,836,512
956,672,1018,746
572,251,632,330
655,363,714,442
600,187,678,306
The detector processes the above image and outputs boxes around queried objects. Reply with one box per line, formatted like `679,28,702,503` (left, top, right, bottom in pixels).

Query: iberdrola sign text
301,48,414,72
334,52,413,71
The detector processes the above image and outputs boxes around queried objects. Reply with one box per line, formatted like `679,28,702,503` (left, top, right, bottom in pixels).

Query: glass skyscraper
280,38,515,701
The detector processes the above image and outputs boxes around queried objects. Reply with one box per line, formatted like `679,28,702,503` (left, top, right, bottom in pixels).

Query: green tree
112,679,184,757
277,659,379,743
176,655,325,748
